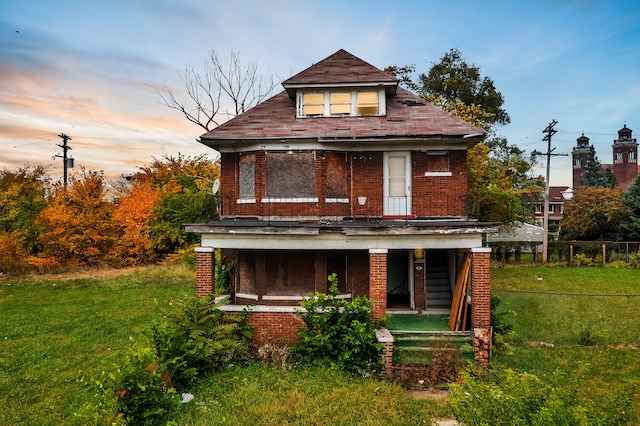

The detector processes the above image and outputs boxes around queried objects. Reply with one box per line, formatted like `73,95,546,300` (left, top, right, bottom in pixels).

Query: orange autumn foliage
109,182,162,266
35,170,116,267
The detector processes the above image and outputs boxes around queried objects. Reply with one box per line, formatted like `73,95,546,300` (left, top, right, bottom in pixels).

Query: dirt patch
20,265,155,281
407,389,450,400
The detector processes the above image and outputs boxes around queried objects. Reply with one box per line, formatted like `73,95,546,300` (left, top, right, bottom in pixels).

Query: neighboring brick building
572,125,639,191
185,49,497,364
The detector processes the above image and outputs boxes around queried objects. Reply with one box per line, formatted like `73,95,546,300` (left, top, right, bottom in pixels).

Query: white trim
199,231,488,251
424,172,452,177
261,198,319,203
369,248,389,254
220,305,303,313
263,295,304,301
237,198,256,204
235,293,259,301
325,198,349,203
471,247,492,253
194,247,215,253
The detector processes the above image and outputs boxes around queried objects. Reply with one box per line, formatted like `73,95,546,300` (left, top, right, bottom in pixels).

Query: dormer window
297,89,384,117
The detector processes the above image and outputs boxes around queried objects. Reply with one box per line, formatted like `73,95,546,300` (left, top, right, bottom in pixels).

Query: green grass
386,314,450,331
491,266,640,422
2,264,639,424
0,264,195,425
0,264,450,425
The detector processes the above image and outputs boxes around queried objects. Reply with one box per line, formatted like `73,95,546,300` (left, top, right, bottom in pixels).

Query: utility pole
535,120,566,263
55,133,73,189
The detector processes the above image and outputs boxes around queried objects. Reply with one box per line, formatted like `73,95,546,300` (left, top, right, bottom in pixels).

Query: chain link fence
492,289,640,346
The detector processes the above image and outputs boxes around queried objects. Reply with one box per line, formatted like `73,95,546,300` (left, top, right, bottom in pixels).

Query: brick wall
220,149,469,219
195,247,215,297
470,247,492,365
369,249,387,320
245,312,304,353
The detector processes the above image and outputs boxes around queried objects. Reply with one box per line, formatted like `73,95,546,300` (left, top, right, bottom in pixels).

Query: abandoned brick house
186,49,497,364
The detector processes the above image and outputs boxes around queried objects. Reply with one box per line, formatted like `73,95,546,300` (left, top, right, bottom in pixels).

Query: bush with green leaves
450,365,637,425
292,273,382,374
214,256,236,296
150,295,251,388
79,342,178,425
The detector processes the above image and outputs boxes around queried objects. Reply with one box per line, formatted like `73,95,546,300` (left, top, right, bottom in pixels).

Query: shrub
80,342,178,425
214,256,236,296
292,273,382,374
149,295,251,389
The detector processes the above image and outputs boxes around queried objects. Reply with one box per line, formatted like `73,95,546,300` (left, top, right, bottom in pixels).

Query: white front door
384,152,411,216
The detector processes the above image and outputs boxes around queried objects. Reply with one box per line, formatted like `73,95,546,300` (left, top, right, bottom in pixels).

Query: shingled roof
282,49,398,96
199,50,486,148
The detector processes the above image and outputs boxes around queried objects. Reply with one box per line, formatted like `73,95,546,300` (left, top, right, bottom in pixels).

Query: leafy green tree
128,154,219,255
618,175,640,240
0,164,50,255
418,48,510,129
388,49,541,226
579,146,617,188
561,186,629,240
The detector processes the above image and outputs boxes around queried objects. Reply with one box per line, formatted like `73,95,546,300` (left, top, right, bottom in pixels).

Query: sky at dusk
2,0,640,187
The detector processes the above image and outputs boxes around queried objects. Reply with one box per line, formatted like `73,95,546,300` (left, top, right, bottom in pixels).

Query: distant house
186,50,497,364
533,186,572,236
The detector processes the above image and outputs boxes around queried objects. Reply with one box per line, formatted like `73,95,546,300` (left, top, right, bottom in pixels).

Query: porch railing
204,195,475,223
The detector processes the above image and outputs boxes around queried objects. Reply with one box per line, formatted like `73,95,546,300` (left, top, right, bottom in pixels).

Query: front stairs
425,252,452,311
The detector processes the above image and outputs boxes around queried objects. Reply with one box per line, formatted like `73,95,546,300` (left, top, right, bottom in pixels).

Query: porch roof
186,218,498,251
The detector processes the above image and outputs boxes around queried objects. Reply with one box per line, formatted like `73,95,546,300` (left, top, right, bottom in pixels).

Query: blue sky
2,0,640,186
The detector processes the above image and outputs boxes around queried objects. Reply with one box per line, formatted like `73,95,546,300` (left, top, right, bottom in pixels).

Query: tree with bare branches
153,50,278,131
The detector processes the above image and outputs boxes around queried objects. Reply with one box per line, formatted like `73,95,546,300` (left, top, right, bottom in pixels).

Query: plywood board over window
238,153,256,200
266,151,316,198
425,151,452,176
326,152,348,198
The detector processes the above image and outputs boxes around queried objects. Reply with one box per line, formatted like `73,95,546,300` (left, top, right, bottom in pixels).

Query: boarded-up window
266,152,316,198
239,153,255,199
427,151,449,172
330,92,351,115
357,91,379,115
302,93,324,116
326,152,347,198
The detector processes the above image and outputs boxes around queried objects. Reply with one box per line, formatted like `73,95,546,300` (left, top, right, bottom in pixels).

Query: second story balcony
204,194,476,224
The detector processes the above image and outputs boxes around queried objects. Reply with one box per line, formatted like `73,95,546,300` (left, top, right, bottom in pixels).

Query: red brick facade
218,149,468,219
244,311,304,353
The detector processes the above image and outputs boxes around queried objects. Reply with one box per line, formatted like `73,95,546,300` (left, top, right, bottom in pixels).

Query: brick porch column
470,247,492,366
195,247,215,297
369,249,388,320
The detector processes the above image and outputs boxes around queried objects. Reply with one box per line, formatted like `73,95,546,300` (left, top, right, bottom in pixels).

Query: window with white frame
535,204,543,214
629,151,636,161
548,204,555,213
297,90,383,117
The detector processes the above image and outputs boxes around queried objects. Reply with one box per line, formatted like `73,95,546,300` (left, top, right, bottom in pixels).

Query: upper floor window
298,90,384,117
425,150,452,176
534,204,543,214
629,152,636,161
265,151,316,200
238,153,256,201
302,93,324,116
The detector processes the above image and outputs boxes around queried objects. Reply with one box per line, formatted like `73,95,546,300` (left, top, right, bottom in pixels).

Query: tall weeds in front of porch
292,273,382,374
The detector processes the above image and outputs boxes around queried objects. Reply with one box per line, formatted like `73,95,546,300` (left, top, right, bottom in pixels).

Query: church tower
572,133,592,188
612,124,638,191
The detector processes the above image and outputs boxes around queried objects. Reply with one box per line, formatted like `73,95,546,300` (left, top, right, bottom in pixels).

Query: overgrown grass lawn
0,265,195,425
492,266,640,422
0,264,450,425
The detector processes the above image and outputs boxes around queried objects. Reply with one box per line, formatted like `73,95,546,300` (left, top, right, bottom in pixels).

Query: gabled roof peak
282,49,398,96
